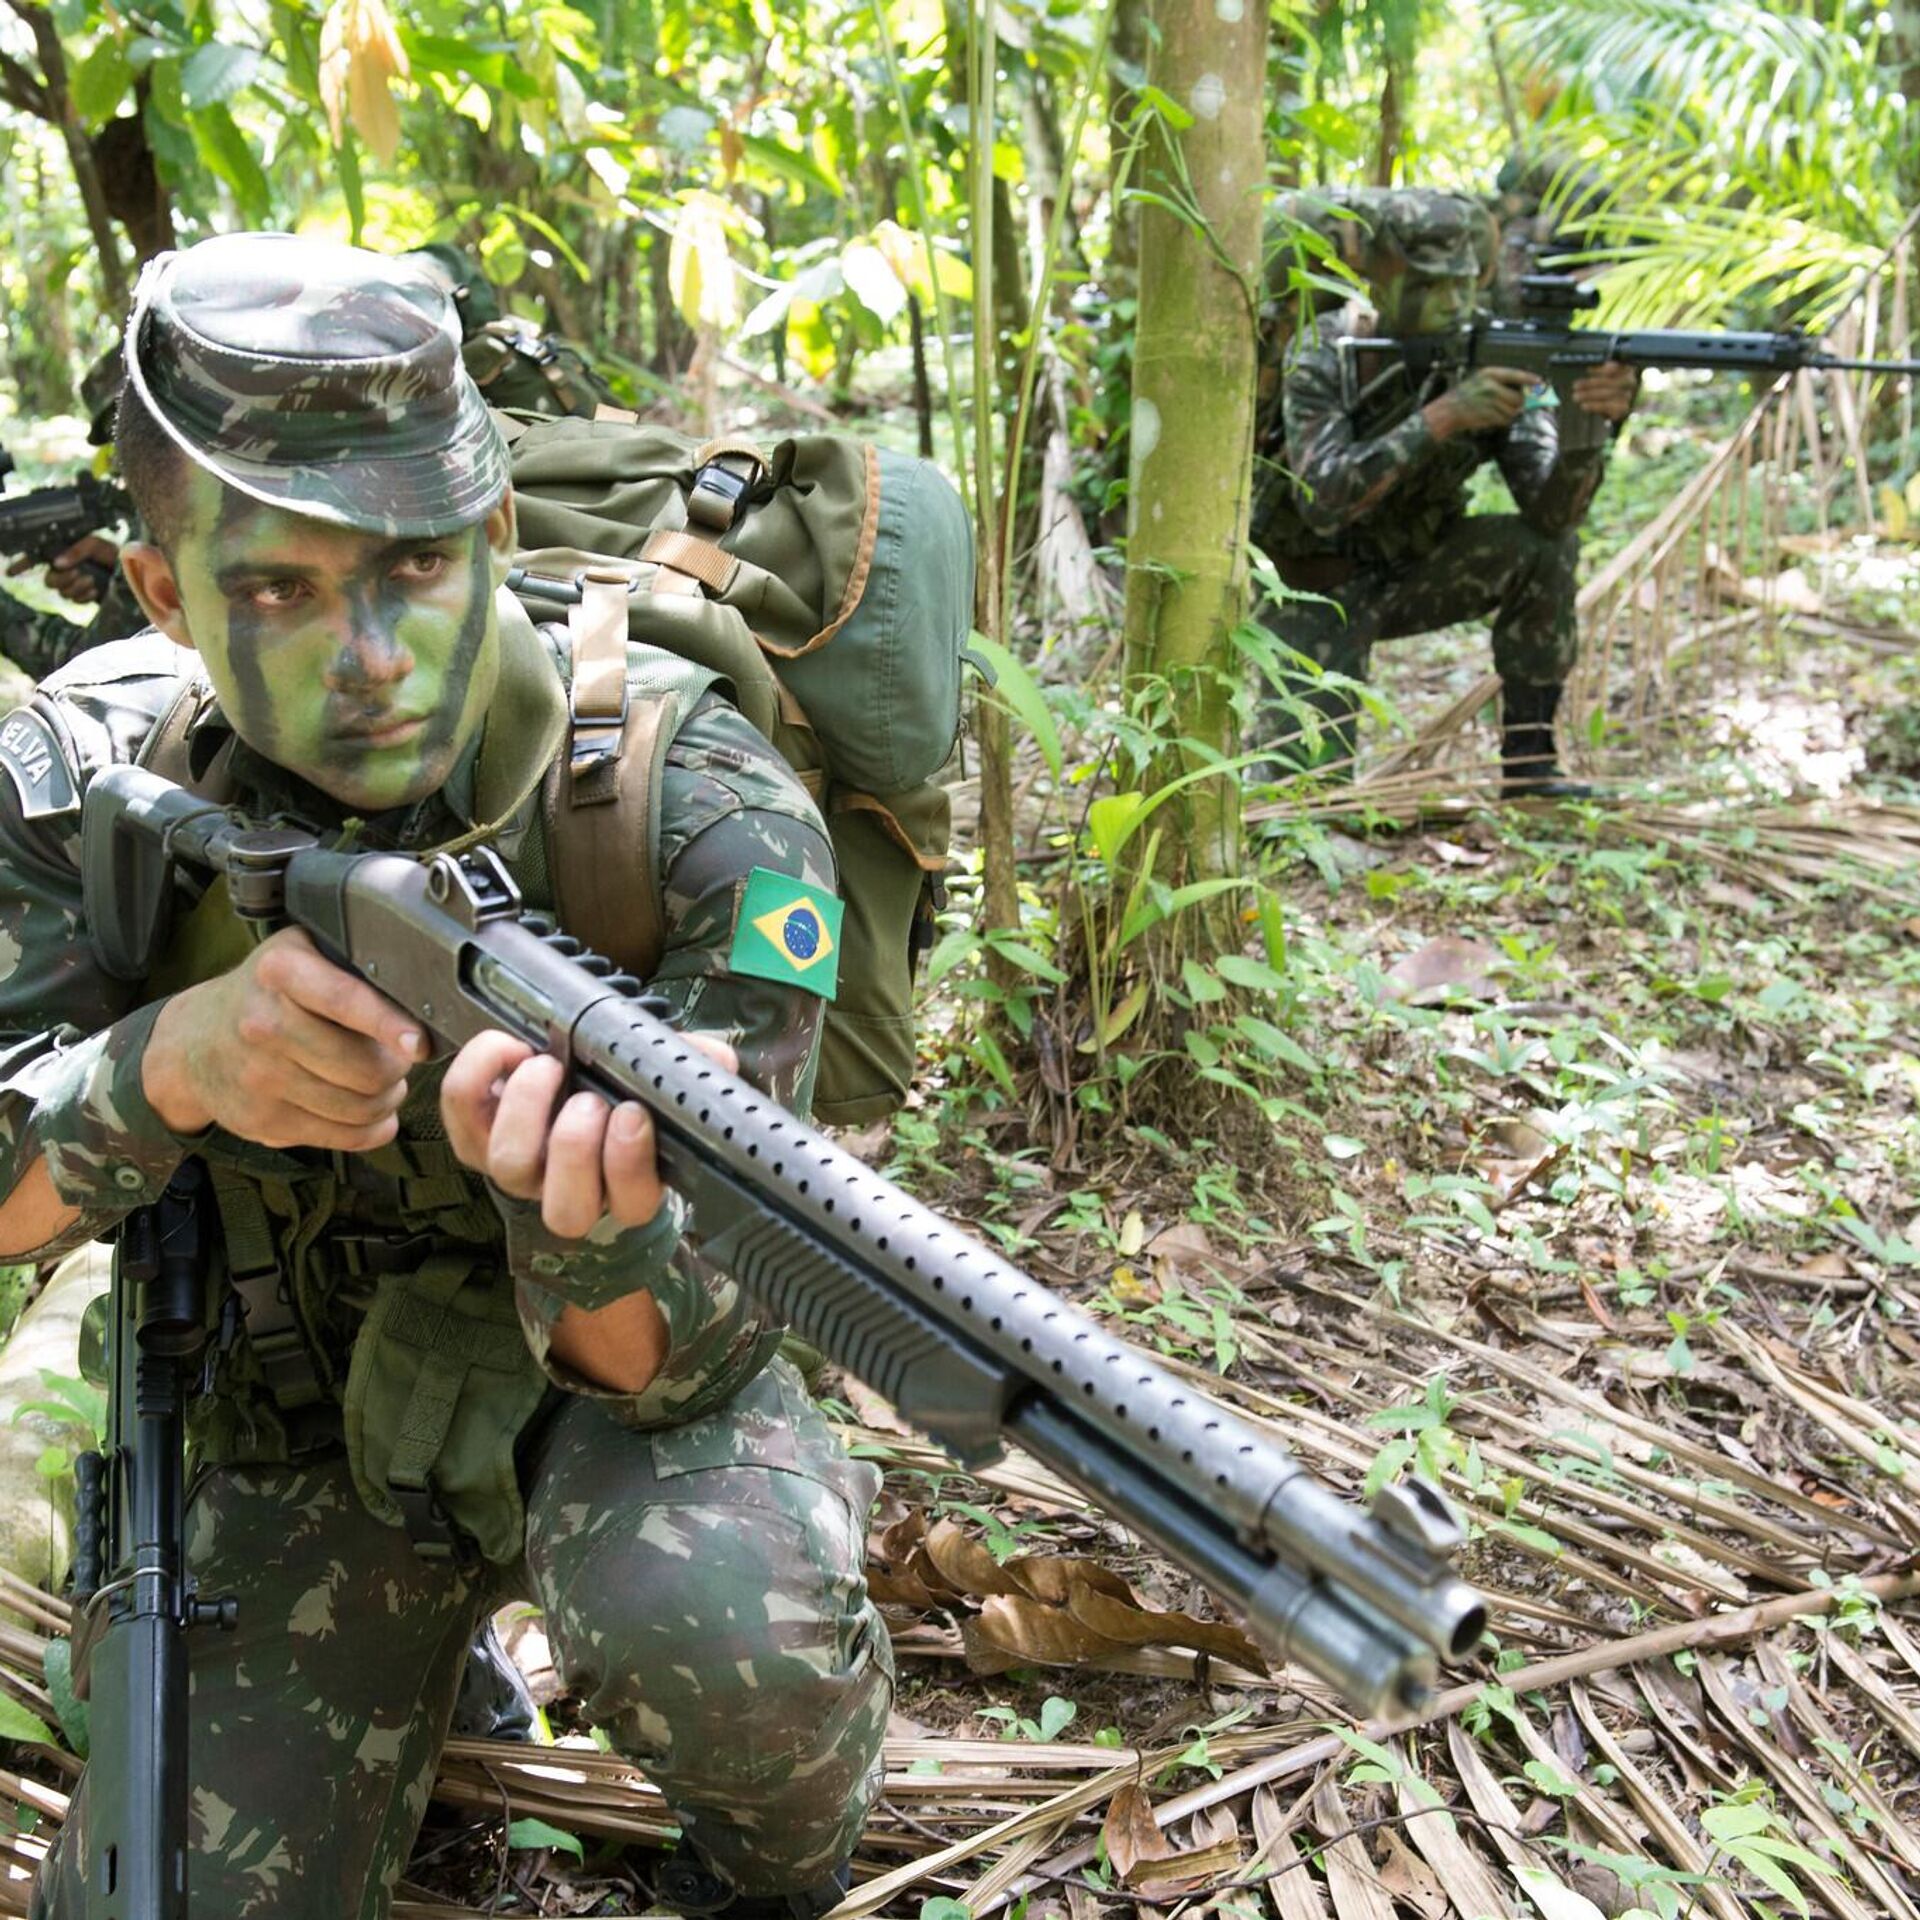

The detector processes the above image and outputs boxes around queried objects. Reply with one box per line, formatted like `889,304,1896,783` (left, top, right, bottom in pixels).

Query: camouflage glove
491,1180,685,1311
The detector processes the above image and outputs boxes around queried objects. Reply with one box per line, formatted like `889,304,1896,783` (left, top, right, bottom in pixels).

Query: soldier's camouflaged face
1373,268,1476,339
162,466,510,811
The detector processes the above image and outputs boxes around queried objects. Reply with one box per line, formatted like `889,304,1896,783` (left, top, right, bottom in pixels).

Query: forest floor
0,383,1916,1919
399,383,1920,1916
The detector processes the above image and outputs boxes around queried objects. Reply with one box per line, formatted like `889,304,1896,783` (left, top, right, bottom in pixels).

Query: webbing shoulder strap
545,573,676,981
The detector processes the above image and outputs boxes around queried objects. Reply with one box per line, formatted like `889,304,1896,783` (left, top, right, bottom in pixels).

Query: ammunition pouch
342,1254,548,1567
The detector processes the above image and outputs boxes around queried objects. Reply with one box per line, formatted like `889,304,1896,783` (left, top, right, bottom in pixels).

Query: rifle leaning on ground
69,763,1488,1917
0,450,131,595
1342,274,1920,447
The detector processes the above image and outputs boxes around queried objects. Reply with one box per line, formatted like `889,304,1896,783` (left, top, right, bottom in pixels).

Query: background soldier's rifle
1342,275,1920,449
70,1159,236,1920
0,451,131,595
73,764,1488,1912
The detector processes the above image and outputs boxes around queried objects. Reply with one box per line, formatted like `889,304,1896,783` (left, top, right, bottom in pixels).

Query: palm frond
1485,0,1901,329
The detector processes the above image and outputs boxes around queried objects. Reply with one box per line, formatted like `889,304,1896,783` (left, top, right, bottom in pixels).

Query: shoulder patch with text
0,710,77,819
729,868,844,1000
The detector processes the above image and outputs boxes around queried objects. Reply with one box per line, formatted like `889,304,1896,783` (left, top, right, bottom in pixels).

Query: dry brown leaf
968,1594,1129,1668
1002,1553,1137,1608
1382,936,1505,1006
1374,1829,1448,1918
1428,837,1492,868
1250,1783,1330,1920
1129,1838,1246,1891
317,0,409,163
1797,1251,1855,1280
924,1520,1027,1597
1066,1586,1269,1673
865,1565,943,1608
1103,1783,1177,1885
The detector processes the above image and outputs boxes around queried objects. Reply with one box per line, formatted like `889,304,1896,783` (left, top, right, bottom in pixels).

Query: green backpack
500,415,973,1127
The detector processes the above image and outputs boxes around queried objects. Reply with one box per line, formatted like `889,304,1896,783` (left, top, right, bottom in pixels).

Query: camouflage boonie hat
80,346,124,446
124,231,510,537
1369,190,1491,283
1271,187,1492,295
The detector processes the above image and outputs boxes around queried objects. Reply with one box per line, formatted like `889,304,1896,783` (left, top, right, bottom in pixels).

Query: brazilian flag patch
729,868,845,999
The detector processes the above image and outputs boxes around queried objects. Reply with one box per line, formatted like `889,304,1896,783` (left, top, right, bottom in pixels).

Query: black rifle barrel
1345,319,1920,379
86,766,1486,1716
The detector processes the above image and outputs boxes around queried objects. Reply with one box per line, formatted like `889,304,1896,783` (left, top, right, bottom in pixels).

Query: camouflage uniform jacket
0,593,839,1557
1252,309,1610,571
464,320,618,419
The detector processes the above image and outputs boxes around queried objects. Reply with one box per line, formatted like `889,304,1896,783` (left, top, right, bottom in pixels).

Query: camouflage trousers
1257,514,1580,764
32,1360,893,1920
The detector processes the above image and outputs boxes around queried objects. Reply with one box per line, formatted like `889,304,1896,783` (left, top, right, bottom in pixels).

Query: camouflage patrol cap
123,231,510,537
80,347,124,446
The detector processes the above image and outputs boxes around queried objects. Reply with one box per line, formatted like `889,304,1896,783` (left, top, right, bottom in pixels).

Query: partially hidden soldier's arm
0,715,205,1261
1283,346,1445,536
497,700,837,1425
1497,404,1608,537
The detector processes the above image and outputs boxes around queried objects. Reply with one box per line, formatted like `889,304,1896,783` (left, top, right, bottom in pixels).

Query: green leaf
985,937,1066,985
973,1030,1017,1100
1087,792,1146,866
337,133,365,247
970,634,1063,781
737,132,844,197
1036,1695,1076,1741
1322,1135,1364,1160
42,1640,87,1761
189,103,270,224
920,1900,972,1920
71,40,135,123
1133,82,1194,130
506,1817,583,1861
180,44,260,109
1216,954,1288,992
1231,1015,1316,1074
1180,960,1226,1004
841,241,907,325
0,1694,55,1748
1120,878,1244,949
1298,100,1365,160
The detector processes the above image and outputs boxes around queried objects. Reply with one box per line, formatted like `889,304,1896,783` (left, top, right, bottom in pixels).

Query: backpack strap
567,569,633,781
639,438,767,597
545,570,679,980
135,676,238,800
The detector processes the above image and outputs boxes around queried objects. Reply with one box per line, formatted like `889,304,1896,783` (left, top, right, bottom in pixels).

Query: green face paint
1377,272,1475,338
166,470,505,812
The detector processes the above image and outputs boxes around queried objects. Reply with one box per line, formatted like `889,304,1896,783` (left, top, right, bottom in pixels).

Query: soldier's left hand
6,536,121,605
441,1030,739,1240
1569,361,1638,423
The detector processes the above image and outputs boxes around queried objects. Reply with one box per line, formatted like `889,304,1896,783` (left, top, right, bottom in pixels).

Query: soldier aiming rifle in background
1251,188,1638,797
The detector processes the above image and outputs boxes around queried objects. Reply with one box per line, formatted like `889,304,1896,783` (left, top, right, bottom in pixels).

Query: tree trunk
945,0,1020,951
8,0,128,310
1120,0,1265,890
1889,0,1920,199
907,295,935,458
1372,58,1404,188
1106,0,1149,298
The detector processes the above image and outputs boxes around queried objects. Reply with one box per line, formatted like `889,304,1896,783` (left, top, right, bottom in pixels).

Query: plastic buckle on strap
569,713,626,777
388,1471,476,1567
687,460,751,532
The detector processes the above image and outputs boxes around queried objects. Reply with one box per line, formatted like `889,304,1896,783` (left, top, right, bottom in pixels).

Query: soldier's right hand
142,927,428,1150
1431,367,1537,436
